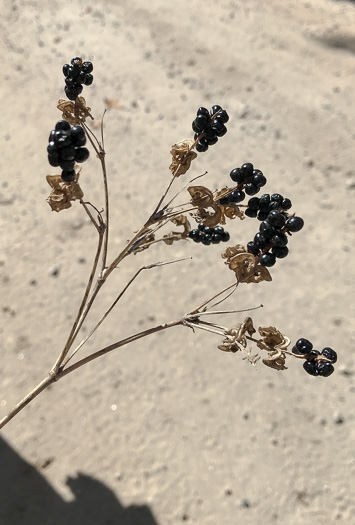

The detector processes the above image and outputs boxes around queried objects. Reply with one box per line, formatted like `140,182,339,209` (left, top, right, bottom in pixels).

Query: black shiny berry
212,233,223,244
196,139,208,152
215,109,229,123
245,183,259,196
247,241,260,256
270,232,288,247
198,223,206,231
221,231,230,242
82,61,93,73
271,193,283,205
245,209,257,218
197,107,210,118
306,349,321,361
210,105,222,116
316,362,335,377
202,234,212,245
254,233,267,249
303,361,318,376
259,221,276,238
281,198,292,210
286,216,304,232
260,252,276,267
61,170,76,182
75,147,90,163
248,197,260,210
267,210,286,229
230,168,244,183
259,194,271,211
70,126,86,146
55,120,71,132
195,114,209,130
240,163,254,179
229,190,245,203
293,338,313,355
272,246,289,259
189,229,199,239
321,347,337,364
252,171,267,187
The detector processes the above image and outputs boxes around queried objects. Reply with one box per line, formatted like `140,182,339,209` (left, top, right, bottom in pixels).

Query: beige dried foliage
258,326,291,371
57,97,94,125
218,317,256,353
169,139,197,177
163,214,191,245
215,188,244,223
133,233,156,254
187,185,214,207
223,249,272,284
195,203,222,228
46,171,83,212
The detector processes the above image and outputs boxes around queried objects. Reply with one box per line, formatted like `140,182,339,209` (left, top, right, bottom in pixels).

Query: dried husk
169,139,197,177
187,185,214,207
163,214,191,245
57,96,94,125
258,326,290,371
218,317,256,353
46,171,83,212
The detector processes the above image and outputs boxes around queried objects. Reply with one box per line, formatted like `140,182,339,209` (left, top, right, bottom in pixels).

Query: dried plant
0,57,338,430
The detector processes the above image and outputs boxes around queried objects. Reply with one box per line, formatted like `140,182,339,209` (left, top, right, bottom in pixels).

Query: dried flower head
257,326,290,371
169,139,197,177
46,170,83,212
57,96,93,125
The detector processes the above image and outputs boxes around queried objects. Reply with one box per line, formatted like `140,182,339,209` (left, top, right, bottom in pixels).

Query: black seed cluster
189,223,230,245
245,193,304,267
219,163,267,206
47,121,90,182
63,57,94,101
192,105,229,152
292,338,337,377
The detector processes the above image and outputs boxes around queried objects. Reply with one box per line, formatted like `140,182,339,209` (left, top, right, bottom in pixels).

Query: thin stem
99,153,109,271
189,280,240,315
0,375,55,430
51,221,104,373
184,321,225,337
58,319,183,379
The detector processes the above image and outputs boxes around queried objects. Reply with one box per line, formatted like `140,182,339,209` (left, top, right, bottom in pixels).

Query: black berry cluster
189,223,230,245
219,163,267,205
63,57,94,101
292,338,337,377
192,105,229,152
245,193,304,267
47,121,90,182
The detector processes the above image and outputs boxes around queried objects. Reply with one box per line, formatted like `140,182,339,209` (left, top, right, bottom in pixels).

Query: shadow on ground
0,436,159,525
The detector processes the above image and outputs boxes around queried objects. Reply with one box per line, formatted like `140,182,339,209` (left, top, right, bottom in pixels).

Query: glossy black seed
196,139,208,152
252,171,267,187
270,232,288,247
281,198,292,210
198,223,206,232
269,201,280,210
68,64,81,78
202,234,212,245
316,362,335,377
75,147,90,163
247,241,260,256
48,155,60,167
189,229,200,239
204,226,214,235
61,170,76,182
213,226,224,234
194,232,204,243
229,190,245,203
321,347,337,364
230,168,244,183
272,246,289,259
271,193,283,205
303,361,318,376
245,208,257,218
248,197,260,210
65,77,76,88
63,63,70,76
267,210,286,228
259,221,276,238
82,61,93,73
54,131,71,148
240,163,254,179
49,130,56,142
306,349,321,361
59,160,75,171
192,120,200,133
70,126,86,146
293,338,313,355
259,194,271,211
206,135,218,145
221,231,230,242
47,141,58,155
212,233,223,244
245,183,259,196
260,252,276,267
210,105,222,116
55,120,71,132
286,216,304,232
257,211,269,221
71,57,81,66
84,74,94,86
195,114,209,130
60,144,76,161
65,85,82,100
220,196,230,205
254,232,268,249
215,109,229,123
211,120,227,137
197,107,210,118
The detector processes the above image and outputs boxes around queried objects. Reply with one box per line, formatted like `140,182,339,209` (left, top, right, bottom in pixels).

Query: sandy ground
0,0,355,524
